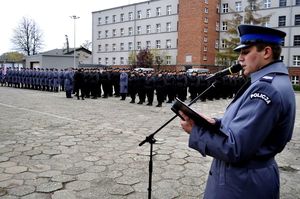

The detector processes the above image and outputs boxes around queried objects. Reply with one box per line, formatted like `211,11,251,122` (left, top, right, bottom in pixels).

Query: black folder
171,97,214,129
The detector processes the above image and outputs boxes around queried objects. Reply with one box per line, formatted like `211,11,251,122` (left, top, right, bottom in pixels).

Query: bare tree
11,17,44,56
81,40,92,51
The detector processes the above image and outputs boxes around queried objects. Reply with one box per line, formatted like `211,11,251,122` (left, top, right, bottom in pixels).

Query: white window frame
128,27,133,36
222,3,229,13
120,43,124,51
98,45,101,52
98,17,101,25
222,21,228,31
105,16,109,24
112,29,116,37
293,55,300,66
291,76,299,85
137,10,142,19
128,42,133,50
112,15,116,23
105,44,109,52
112,57,116,65
105,57,109,65
204,7,208,13
98,57,101,64
105,30,109,38
166,56,171,65
137,26,142,35
120,13,124,22
264,0,271,8
146,25,151,34
156,24,161,33
120,28,124,36
98,31,101,39
166,39,171,49
129,12,133,21
156,7,161,16
235,1,242,12
112,43,116,51
146,41,151,49
156,40,161,49
166,5,172,15
146,9,151,18
137,41,142,50
166,22,171,32
120,57,125,65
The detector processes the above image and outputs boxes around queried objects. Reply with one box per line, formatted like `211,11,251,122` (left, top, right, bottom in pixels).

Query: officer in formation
0,67,66,92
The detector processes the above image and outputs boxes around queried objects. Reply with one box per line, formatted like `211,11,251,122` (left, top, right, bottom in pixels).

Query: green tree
217,0,272,67
0,52,25,62
136,48,153,68
11,17,44,56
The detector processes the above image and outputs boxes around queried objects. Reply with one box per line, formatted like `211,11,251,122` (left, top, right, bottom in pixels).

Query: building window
98,45,101,52
250,1,256,10
216,21,219,31
291,76,299,85
105,44,109,52
222,21,228,31
112,15,116,23
204,37,208,43
166,5,172,15
280,55,284,61
146,25,151,34
278,16,286,26
264,0,271,8
128,27,133,36
120,13,124,22
146,9,151,18
221,39,227,48
98,17,101,25
105,57,109,65
294,35,300,46
166,22,171,32
204,27,208,33
204,46,208,52
215,39,219,49
146,41,151,49
204,17,208,23
156,40,161,49
203,55,207,61
112,57,116,65
295,15,300,25
166,56,171,65
204,0,208,4
129,12,133,20
235,1,242,12
222,3,229,13
120,28,124,36
128,42,133,50
293,55,300,66
112,29,116,37
120,57,124,65
137,10,142,19
105,16,109,24
166,39,171,48
156,7,161,16
204,7,209,13
97,31,101,39
112,44,116,51
279,0,287,7
137,26,142,35
120,43,124,51
98,58,101,64
105,30,109,38
156,24,161,33
137,41,141,50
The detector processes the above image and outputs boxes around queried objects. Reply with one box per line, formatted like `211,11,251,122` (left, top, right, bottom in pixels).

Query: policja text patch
250,92,271,105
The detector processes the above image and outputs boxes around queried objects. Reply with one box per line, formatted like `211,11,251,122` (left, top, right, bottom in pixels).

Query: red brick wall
177,0,219,66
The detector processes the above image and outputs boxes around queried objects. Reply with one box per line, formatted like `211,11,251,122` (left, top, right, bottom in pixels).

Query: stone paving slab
0,87,299,199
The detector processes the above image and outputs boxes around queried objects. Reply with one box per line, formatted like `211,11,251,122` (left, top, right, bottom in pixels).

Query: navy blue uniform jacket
189,61,295,199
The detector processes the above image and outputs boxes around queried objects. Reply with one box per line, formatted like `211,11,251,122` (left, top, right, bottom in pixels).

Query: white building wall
92,0,179,66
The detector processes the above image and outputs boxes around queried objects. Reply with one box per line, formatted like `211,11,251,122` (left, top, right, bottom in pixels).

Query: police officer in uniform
179,25,295,199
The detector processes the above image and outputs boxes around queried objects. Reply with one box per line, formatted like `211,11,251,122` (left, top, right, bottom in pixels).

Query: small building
25,47,92,69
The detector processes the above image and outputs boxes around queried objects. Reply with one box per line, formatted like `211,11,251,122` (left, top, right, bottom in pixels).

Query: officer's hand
179,111,194,134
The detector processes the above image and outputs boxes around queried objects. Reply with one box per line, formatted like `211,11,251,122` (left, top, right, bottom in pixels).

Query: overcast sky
0,0,144,55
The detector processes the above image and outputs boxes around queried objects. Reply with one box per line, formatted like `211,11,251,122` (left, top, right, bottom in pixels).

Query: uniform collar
250,60,288,83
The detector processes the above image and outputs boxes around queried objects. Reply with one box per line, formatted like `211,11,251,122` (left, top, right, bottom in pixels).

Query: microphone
205,63,242,81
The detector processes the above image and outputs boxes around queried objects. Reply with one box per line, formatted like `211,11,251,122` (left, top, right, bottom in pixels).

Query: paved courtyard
0,87,299,199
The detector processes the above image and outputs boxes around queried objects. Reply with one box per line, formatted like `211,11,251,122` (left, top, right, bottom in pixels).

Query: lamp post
70,15,80,68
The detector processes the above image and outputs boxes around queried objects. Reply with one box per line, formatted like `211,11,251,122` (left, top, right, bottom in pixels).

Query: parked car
186,68,209,76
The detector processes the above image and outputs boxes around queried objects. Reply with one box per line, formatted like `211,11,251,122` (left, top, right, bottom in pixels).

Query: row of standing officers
0,67,246,107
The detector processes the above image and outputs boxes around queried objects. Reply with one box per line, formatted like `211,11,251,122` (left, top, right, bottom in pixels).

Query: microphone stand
139,79,218,199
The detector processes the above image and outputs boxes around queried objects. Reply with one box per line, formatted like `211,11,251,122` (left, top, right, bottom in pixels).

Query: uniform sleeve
189,82,283,163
